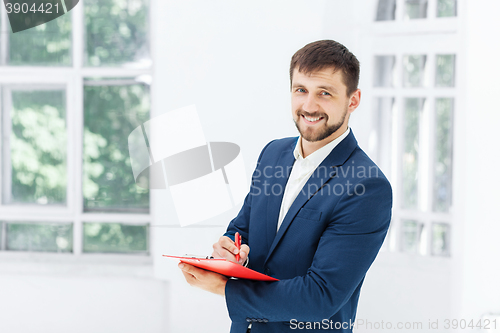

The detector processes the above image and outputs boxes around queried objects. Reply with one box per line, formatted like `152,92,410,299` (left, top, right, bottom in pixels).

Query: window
374,56,396,87
372,4,457,256
375,0,457,21
6,14,72,66
437,0,457,18
83,80,150,213
376,0,397,21
405,0,428,20
0,1,151,256
2,87,67,205
2,222,73,252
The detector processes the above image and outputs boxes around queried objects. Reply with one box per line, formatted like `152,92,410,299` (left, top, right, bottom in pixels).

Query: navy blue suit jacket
224,131,392,332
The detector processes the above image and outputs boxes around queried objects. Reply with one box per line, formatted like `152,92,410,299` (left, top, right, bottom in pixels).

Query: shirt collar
293,127,351,165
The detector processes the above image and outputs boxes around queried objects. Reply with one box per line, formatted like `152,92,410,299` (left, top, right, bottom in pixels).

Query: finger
181,270,196,286
179,263,198,285
219,236,240,255
238,244,250,264
178,262,203,278
212,240,226,259
212,236,238,260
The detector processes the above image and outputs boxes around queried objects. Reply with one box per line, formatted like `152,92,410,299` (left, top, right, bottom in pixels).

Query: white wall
0,261,168,333
458,0,500,323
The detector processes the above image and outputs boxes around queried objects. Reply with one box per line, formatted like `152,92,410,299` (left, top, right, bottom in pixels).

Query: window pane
437,0,457,17
83,81,150,212
402,98,423,210
405,0,428,19
400,219,423,253
374,56,396,87
403,55,427,87
83,222,148,253
433,98,454,212
435,54,456,87
85,0,150,67
5,222,73,252
0,221,3,250
3,89,67,205
8,14,71,66
375,0,396,21
373,97,394,173
431,223,450,256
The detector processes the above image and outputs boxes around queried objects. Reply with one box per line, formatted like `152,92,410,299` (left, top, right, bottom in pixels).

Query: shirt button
263,319,269,323
246,318,252,323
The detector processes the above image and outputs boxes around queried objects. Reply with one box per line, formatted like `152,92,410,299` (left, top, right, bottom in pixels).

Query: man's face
291,68,355,143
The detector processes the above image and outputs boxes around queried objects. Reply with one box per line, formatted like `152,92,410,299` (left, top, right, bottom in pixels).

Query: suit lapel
265,141,296,250
264,131,359,264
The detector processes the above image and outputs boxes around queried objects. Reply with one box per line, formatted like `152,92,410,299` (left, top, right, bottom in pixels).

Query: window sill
0,251,154,278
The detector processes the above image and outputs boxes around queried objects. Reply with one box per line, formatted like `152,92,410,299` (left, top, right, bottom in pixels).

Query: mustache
296,110,328,119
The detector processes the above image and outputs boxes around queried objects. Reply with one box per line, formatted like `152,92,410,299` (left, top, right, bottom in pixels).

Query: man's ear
348,89,361,113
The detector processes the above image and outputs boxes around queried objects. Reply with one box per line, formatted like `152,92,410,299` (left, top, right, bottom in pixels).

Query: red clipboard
163,255,279,281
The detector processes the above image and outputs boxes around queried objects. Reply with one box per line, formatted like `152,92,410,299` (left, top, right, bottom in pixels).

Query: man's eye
297,88,306,93
321,91,331,96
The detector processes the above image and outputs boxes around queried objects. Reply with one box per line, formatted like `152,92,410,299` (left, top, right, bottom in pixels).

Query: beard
294,106,348,142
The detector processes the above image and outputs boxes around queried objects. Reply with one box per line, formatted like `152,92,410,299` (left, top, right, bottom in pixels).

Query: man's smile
301,114,325,124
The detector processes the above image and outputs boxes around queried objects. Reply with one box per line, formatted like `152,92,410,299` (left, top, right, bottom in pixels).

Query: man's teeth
304,115,321,122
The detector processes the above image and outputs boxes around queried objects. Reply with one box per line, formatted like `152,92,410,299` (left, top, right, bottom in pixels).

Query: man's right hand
212,236,250,265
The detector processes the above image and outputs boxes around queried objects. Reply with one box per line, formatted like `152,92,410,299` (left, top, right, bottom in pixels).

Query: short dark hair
289,40,360,96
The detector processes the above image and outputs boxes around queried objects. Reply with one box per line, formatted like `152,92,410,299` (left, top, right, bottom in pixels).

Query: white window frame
368,0,462,257
0,1,154,263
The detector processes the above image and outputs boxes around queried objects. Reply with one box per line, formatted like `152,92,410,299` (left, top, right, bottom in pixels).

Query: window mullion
428,0,438,20
71,0,84,255
73,73,84,255
72,0,84,69
73,217,82,255
396,0,406,21
427,97,437,213
418,97,431,213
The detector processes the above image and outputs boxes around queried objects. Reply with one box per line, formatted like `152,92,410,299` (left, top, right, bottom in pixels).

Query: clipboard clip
183,254,214,259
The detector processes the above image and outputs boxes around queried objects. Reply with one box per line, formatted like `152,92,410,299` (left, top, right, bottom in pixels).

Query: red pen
235,232,241,262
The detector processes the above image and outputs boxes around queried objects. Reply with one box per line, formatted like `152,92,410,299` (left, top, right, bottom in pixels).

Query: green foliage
10,90,67,204
436,55,455,87
83,83,149,212
403,55,426,87
83,222,148,253
405,0,428,19
6,222,73,252
433,98,453,212
85,0,150,66
437,0,456,17
9,12,72,66
401,220,420,253
402,98,421,210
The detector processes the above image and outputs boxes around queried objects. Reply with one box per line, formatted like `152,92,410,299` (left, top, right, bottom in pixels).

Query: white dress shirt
276,128,351,231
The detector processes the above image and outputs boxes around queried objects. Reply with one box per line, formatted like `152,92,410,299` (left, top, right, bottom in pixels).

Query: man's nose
302,93,319,112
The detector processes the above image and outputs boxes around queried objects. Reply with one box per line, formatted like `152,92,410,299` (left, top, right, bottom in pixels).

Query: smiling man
179,40,393,332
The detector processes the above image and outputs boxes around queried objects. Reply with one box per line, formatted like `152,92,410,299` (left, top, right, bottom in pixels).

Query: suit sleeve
223,140,275,244
224,176,392,323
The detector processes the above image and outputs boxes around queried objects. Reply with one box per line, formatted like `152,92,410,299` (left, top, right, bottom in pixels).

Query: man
179,40,392,332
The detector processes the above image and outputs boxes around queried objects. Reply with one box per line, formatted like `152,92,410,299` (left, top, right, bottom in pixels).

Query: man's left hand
178,263,228,296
